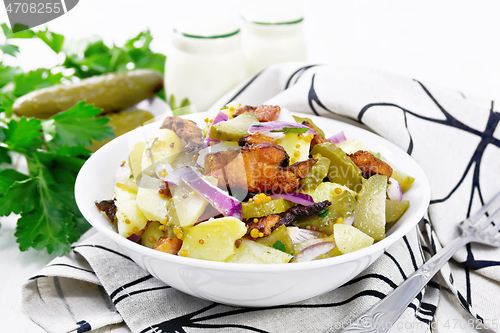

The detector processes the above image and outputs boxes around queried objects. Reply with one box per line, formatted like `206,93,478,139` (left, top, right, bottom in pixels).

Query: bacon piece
239,133,275,146
152,237,182,255
348,150,393,180
160,116,203,152
278,200,331,227
95,199,116,222
204,148,241,186
233,105,281,122
245,214,280,239
244,200,331,239
204,143,317,193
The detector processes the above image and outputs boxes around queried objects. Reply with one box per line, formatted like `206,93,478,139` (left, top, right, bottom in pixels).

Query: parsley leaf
1,23,35,39
0,146,11,164
272,240,288,253
0,62,21,88
0,43,19,57
2,118,44,153
13,68,65,96
0,169,28,193
35,28,64,53
43,101,115,148
0,178,38,215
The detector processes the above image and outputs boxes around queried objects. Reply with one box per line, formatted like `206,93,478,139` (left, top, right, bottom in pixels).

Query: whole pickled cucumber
13,69,163,118
88,109,154,152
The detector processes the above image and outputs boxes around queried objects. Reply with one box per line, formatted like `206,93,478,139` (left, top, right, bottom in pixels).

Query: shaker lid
174,13,240,39
240,0,303,24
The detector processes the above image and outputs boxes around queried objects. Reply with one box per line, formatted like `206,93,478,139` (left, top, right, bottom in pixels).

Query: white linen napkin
22,63,500,333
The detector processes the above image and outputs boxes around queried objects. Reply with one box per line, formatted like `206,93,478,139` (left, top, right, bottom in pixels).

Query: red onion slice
294,241,336,262
343,215,355,225
270,192,314,206
172,166,242,220
114,162,131,184
203,112,229,148
287,227,326,244
327,131,347,144
387,177,402,201
127,221,150,243
248,121,316,135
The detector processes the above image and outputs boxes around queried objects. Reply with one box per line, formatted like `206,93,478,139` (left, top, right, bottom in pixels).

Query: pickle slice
242,199,295,219
353,174,387,241
311,142,363,192
334,224,374,254
299,156,330,191
385,199,409,223
209,112,258,142
256,224,293,254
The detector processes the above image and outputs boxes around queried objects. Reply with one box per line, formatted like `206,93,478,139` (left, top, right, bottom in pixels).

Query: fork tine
470,191,500,224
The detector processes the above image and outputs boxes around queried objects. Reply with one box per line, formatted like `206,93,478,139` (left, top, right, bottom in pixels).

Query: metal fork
341,191,500,333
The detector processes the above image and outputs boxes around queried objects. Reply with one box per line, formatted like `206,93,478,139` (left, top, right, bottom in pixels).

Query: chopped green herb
316,209,330,218
375,152,381,159
272,240,287,253
270,127,309,134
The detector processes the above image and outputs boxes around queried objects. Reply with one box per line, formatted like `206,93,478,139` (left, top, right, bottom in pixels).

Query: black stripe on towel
54,277,75,319
109,274,154,300
384,252,407,280
225,71,264,104
73,244,133,262
402,235,419,271
113,286,172,306
46,263,96,274
285,64,319,89
341,273,398,289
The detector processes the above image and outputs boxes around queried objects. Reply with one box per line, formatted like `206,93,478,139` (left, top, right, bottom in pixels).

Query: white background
1,0,499,332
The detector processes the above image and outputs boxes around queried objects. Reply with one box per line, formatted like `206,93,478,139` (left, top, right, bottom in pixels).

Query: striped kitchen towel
23,63,500,332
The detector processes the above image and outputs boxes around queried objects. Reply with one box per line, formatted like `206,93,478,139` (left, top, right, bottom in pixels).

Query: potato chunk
226,239,292,264
142,128,182,175
115,184,148,238
179,217,247,262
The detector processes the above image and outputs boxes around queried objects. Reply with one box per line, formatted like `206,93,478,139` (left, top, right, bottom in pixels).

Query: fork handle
341,235,472,333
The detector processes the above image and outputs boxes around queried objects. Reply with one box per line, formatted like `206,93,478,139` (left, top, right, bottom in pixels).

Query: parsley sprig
0,102,114,255
0,24,165,254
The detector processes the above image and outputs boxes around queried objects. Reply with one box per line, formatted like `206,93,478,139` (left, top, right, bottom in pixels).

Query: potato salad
96,103,414,264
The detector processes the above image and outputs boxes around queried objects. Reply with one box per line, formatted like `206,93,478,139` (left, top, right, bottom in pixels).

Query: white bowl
75,112,430,307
